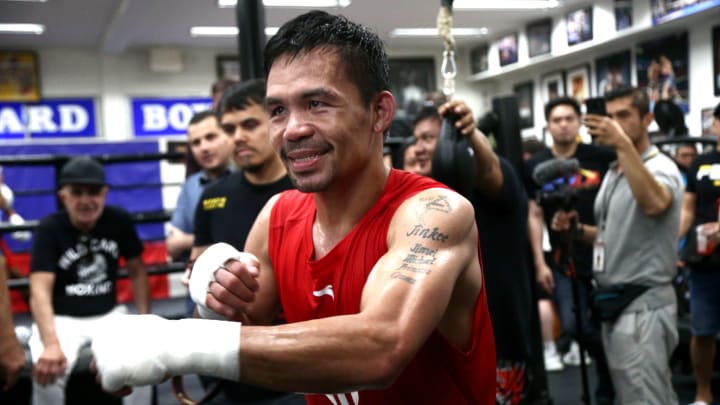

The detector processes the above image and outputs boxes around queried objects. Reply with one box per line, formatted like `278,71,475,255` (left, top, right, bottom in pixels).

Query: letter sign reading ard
132,97,212,137
0,98,96,139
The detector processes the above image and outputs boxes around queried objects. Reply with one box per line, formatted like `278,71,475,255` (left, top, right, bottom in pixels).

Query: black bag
591,284,649,322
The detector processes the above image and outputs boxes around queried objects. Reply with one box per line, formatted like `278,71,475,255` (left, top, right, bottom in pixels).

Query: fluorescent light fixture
0,23,45,34
454,0,559,9
218,0,350,8
389,27,488,37
190,26,279,37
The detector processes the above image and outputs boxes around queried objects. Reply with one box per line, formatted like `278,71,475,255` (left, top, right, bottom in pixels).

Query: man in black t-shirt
412,100,537,404
28,157,150,405
523,97,615,404
679,102,720,405
185,80,300,404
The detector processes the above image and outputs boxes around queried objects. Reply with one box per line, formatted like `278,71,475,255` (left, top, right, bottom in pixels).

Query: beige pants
601,302,678,405
29,306,151,405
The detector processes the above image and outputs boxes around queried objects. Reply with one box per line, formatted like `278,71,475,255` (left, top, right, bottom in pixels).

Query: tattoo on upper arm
391,243,437,285
406,225,449,242
420,195,452,213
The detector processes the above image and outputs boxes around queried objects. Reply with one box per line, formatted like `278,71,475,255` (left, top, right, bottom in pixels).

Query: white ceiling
0,0,589,54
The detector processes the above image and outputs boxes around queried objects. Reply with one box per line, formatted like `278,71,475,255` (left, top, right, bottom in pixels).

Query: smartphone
585,97,607,116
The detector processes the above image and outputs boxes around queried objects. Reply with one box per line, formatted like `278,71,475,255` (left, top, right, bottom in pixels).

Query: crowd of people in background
0,10,720,405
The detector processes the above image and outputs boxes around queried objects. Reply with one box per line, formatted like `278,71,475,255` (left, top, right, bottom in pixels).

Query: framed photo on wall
714,25,720,96
527,19,552,58
470,44,489,74
541,71,565,104
566,64,591,103
614,0,633,31
636,32,689,112
216,55,241,81
566,7,593,46
595,50,632,96
388,58,436,120
702,107,715,137
0,50,41,102
498,33,519,66
513,81,534,129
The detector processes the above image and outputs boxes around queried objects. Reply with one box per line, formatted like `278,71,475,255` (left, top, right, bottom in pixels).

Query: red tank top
269,169,496,404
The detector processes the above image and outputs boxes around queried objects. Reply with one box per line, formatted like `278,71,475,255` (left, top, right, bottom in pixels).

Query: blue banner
0,98,96,139
132,97,212,137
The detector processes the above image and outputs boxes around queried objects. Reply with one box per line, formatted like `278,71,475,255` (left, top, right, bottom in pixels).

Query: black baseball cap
58,157,106,187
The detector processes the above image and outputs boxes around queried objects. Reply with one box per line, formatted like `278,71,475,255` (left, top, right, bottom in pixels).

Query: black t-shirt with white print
30,206,143,317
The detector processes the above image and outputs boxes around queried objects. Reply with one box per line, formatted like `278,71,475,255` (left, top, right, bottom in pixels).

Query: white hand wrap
189,242,259,320
91,314,241,392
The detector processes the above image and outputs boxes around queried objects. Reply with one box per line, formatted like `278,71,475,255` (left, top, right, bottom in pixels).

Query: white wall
38,47,230,140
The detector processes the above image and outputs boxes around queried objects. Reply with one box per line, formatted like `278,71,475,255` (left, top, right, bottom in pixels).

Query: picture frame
527,19,552,58
714,25,720,96
595,50,632,96
614,0,633,31
498,33,519,67
469,44,489,74
540,71,565,104
0,50,41,102
513,81,534,129
215,54,241,81
702,107,715,137
566,7,593,46
565,64,591,103
636,32,689,112
388,58,436,120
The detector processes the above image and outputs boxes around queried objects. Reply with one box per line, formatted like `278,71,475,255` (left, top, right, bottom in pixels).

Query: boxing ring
0,145,195,404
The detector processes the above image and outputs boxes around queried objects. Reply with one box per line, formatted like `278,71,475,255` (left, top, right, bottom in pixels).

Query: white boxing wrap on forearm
189,242,245,320
92,315,241,391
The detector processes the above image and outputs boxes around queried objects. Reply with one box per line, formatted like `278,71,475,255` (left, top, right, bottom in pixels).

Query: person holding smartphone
552,87,683,404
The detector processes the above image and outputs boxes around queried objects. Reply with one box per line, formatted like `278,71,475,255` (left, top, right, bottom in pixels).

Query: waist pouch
591,284,649,322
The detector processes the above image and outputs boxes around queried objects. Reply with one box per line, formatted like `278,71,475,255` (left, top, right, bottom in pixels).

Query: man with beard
184,78,301,404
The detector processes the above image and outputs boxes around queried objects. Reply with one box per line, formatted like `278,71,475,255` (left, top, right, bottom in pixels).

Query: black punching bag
431,113,476,198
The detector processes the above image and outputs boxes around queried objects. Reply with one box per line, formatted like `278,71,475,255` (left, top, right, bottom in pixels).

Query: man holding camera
524,96,615,403
553,87,683,404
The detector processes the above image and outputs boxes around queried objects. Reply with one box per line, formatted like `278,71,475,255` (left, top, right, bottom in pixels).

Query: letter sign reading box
132,97,212,137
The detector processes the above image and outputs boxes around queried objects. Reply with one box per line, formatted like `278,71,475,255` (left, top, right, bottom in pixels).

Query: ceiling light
190,26,279,37
389,28,488,37
453,0,559,10
0,23,45,34
218,0,350,8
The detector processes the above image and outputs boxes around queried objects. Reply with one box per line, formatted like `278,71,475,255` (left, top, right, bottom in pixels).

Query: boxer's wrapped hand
190,242,260,321
91,314,241,392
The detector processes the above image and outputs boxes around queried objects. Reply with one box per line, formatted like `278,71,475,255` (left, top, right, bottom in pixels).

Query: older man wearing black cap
28,156,151,405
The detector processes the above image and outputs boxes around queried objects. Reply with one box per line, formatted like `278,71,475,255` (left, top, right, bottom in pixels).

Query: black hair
264,11,389,106
544,96,581,120
412,105,441,129
217,79,266,118
714,101,720,120
188,110,216,126
605,86,650,117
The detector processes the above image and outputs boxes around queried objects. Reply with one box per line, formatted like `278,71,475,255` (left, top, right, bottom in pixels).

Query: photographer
524,96,615,404
552,87,683,404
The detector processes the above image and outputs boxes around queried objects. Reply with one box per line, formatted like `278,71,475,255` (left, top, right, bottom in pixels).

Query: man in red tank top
91,11,496,404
